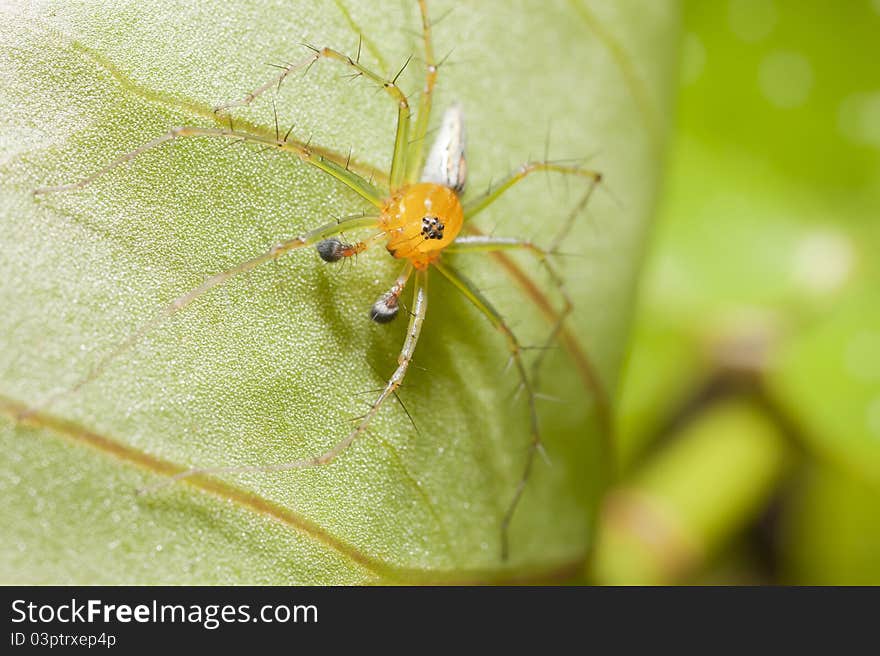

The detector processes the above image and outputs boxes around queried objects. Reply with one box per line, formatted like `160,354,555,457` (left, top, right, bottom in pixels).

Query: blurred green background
593,0,880,584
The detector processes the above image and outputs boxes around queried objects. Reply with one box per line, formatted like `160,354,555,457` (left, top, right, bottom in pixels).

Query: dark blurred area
593,0,880,584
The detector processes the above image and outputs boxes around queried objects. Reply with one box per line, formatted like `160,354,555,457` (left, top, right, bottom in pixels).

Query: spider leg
23,215,379,418
432,261,540,562
215,43,412,191
476,239,614,478
213,51,316,114
369,262,414,323
316,230,386,264
405,0,438,183
446,236,568,389
461,168,613,461
34,126,384,207
141,267,427,491
463,161,602,221
449,186,596,387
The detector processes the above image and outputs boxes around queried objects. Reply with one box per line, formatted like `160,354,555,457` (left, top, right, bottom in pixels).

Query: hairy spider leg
463,161,602,221
212,51,316,114
452,183,598,387
22,214,379,418
405,0,439,183
316,229,387,265
212,42,413,192
34,126,385,207
370,262,413,322
141,267,427,492
526,185,598,384
446,235,569,387
432,261,539,562
459,160,610,438
482,243,614,463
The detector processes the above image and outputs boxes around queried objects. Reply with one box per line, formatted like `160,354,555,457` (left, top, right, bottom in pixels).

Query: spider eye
316,238,344,262
418,215,445,241
370,294,400,323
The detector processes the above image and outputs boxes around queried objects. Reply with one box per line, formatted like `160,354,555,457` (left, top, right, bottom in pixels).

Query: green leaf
0,1,677,583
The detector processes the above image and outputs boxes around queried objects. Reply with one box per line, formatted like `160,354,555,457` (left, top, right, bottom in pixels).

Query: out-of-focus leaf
617,0,880,476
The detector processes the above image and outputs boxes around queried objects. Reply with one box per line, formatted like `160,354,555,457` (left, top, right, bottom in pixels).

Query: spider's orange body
381,182,463,270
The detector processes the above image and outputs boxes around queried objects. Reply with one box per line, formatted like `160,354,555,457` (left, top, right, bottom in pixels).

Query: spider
33,1,602,561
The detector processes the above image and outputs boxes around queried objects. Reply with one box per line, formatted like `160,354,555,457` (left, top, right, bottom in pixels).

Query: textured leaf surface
0,0,677,583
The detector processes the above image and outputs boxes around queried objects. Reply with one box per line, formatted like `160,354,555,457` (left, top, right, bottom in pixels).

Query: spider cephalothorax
380,182,463,269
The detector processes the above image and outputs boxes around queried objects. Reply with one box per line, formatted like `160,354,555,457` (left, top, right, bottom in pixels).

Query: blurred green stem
592,398,790,584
